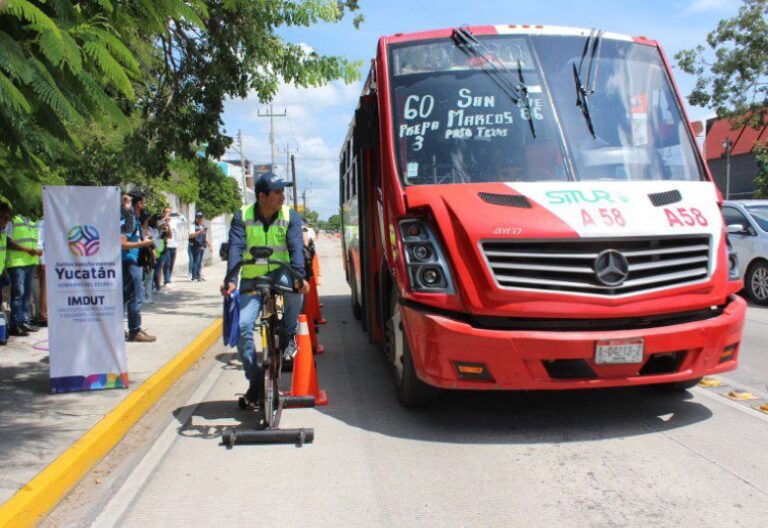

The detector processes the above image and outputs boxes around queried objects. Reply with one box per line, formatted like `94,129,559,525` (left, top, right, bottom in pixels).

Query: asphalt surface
48,237,768,527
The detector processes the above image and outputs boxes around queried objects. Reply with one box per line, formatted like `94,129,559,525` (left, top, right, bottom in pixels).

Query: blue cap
255,172,293,195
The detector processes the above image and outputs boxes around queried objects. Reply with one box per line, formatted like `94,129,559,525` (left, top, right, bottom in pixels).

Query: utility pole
238,129,247,205
278,143,298,207
257,104,286,171
291,154,298,210
302,189,307,215
723,137,733,200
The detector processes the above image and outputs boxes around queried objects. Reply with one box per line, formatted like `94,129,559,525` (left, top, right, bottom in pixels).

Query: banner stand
42,186,129,393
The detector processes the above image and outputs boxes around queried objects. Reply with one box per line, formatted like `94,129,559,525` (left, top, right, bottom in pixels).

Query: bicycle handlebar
222,247,302,294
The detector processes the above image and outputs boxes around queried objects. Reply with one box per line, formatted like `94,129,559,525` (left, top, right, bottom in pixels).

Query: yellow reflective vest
8,216,39,268
241,204,291,279
154,237,165,259
0,232,7,275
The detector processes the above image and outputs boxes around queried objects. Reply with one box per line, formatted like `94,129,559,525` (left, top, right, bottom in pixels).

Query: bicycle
221,246,315,446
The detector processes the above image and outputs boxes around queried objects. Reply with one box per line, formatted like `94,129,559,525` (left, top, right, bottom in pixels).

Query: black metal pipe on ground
282,395,316,408
222,428,314,447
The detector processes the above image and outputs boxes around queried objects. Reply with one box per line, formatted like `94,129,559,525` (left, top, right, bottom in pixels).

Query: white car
723,200,768,305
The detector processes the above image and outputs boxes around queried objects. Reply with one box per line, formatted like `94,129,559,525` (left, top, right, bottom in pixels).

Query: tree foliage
319,213,341,231
676,0,768,127
0,0,363,216
676,0,768,197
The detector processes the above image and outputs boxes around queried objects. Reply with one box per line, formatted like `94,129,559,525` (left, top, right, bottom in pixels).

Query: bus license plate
595,339,644,364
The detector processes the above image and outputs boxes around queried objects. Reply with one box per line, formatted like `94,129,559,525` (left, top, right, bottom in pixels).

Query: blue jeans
237,269,303,382
122,261,144,337
9,265,35,328
163,247,177,283
190,246,205,280
153,251,166,290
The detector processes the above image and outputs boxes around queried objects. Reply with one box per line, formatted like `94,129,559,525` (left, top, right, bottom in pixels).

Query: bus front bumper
399,295,747,390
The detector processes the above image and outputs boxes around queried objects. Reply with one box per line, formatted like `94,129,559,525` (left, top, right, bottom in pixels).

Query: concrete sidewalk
0,259,227,506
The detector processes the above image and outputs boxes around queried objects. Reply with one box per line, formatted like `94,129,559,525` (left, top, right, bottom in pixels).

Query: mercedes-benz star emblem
594,249,630,287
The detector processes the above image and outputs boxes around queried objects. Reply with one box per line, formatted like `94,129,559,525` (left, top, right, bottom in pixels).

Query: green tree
1,0,363,216
676,0,768,197
194,158,241,218
323,213,341,231
302,207,320,225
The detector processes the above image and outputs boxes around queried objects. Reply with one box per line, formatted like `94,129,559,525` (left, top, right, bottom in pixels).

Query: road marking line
92,354,227,527
0,319,223,528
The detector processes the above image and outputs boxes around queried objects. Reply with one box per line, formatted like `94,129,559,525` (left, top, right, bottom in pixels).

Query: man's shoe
9,327,29,337
283,338,298,361
20,323,39,333
32,319,48,327
129,330,157,343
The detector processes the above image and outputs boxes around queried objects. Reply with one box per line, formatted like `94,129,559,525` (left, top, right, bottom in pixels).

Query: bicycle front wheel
261,324,280,428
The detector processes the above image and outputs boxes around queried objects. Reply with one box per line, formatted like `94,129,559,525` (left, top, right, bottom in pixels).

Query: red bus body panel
340,25,746,391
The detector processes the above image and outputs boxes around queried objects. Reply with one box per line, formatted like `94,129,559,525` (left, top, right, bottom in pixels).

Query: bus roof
382,25,657,47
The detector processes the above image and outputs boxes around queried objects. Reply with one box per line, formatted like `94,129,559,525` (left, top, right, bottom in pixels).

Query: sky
221,0,743,219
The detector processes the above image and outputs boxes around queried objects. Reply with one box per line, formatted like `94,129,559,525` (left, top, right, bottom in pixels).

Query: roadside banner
43,186,129,393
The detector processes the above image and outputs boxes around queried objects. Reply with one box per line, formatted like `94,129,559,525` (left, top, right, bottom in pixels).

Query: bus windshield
389,34,703,186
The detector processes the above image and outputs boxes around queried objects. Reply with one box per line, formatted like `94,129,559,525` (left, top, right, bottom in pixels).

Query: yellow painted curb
0,318,223,528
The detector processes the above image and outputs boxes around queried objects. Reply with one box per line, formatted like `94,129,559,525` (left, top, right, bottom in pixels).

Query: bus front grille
480,236,712,296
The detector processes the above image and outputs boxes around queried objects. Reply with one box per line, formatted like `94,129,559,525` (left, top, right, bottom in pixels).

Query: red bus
340,25,746,405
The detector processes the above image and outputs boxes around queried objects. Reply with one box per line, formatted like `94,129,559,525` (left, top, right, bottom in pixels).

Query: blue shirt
225,206,305,284
120,211,141,262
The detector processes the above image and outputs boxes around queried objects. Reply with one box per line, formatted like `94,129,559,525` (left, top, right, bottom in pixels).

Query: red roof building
704,114,768,199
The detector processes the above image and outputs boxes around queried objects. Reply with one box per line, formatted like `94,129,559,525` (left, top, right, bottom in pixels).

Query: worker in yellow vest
0,203,10,278
221,172,310,407
0,203,11,301
6,213,43,337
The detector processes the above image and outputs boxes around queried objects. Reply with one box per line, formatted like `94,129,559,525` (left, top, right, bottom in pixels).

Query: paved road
722,298,768,398
49,238,768,527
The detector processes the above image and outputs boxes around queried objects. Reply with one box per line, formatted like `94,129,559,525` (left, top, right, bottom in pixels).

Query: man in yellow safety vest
221,172,310,407
0,203,11,318
6,213,43,336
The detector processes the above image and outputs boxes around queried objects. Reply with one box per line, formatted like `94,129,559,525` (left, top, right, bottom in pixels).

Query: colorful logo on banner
68,225,100,256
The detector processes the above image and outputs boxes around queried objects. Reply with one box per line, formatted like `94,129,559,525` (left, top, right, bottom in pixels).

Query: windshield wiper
452,26,536,138
452,26,520,104
517,56,536,138
572,29,604,138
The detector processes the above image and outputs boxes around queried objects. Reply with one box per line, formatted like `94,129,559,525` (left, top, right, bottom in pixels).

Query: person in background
121,192,156,342
6,213,42,337
32,216,47,327
141,211,157,304
188,212,210,281
153,212,170,292
162,207,178,289
0,203,11,318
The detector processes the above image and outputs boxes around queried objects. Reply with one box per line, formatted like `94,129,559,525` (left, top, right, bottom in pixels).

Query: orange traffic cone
312,254,321,285
310,277,327,325
305,307,325,355
290,314,328,405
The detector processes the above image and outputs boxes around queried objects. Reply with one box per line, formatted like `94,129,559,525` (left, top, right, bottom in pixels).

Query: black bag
219,242,229,261
138,245,155,268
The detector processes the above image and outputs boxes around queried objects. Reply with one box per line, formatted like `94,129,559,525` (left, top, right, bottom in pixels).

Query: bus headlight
399,219,455,293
